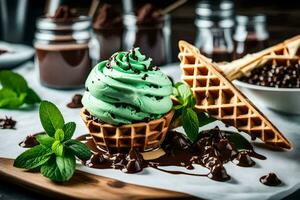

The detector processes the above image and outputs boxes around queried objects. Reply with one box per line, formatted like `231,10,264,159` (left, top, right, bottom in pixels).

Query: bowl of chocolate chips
234,58,300,114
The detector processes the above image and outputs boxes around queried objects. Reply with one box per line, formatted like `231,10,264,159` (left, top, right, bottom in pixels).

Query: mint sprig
14,101,92,182
173,82,215,142
0,70,41,109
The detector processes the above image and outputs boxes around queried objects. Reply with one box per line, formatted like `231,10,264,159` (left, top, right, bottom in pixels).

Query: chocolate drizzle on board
77,127,267,182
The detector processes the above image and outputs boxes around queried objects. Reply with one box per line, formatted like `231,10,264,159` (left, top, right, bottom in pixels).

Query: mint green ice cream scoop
82,48,173,125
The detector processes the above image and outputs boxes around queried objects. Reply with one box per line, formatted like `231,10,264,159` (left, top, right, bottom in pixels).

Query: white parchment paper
1,62,300,200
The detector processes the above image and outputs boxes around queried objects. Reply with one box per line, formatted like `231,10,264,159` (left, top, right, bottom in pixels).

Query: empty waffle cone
81,108,174,153
178,40,292,149
219,35,300,80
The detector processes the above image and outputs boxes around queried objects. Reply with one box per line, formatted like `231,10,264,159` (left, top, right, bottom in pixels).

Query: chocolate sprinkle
141,74,148,80
0,116,16,129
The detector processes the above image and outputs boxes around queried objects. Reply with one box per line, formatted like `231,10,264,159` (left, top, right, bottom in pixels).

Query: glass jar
195,0,234,62
195,19,234,62
92,27,123,62
122,14,171,66
34,16,92,89
233,15,269,59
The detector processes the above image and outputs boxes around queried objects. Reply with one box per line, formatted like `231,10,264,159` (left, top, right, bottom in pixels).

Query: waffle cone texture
220,35,300,80
178,40,292,149
81,108,174,153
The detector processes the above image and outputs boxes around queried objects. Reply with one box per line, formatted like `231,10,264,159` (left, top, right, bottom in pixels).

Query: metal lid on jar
196,0,234,20
35,16,92,43
36,16,92,31
236,15,267,25
195,0,234,28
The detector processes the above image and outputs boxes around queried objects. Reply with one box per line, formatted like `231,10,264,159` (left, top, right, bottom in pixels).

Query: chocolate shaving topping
134,69,141,74
93,4,122,29
0,116,16,129
67,94,83,108
50,5,79,20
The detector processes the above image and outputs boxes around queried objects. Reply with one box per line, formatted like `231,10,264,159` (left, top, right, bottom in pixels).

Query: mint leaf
197,112,216,127
224,131,253,151
54,129,64,142
65,140,92,161
39,101,65,136
0,71,41,109
41,152,76,182
0,88,25,108
24,88,41,104
36,134,55,148
52,141,64,157
14,145,52,169
182,108,199,142
63,122,76,141
0,70,28,94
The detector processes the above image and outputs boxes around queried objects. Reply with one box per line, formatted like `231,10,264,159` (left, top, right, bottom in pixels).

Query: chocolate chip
67,94,83,108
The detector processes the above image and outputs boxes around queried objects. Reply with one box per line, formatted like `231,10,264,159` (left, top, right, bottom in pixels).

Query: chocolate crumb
0,116,16,129
134,69,141,74
67,94,83,108
141,74,148,80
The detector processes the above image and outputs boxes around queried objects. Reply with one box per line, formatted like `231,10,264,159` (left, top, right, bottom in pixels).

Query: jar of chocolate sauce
122,5,171,66
92,4,123,62
233,15,269,59
34,15,92,89
195,1,234,62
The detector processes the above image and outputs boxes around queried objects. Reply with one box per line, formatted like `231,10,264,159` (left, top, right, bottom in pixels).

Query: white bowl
234,80,300,115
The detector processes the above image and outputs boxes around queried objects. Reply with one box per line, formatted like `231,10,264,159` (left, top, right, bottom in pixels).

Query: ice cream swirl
82,48,173,125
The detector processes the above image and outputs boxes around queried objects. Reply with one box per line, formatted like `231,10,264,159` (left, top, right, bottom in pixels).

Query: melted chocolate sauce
67,94,83,108
77,127,266,182
0,116,17,129
260,173,282,186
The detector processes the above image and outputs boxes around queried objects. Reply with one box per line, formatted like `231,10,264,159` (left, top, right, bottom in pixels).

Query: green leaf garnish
182,108,199,142
63,122,76,141
224,131,253,151
14,145,52,169
14,101,91,182
39,101,64,137
172,82,215,142
0,70,41,109
65,140,92,161
41,152,76,182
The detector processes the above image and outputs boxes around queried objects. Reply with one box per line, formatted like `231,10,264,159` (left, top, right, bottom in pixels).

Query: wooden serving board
0,158,195,200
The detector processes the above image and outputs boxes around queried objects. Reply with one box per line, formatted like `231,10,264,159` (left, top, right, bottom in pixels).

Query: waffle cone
178,40,292,149
80,108,174,153
219,35,300,80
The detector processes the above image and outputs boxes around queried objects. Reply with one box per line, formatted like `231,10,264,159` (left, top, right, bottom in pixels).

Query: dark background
0,0,300,199
1,0,300,62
